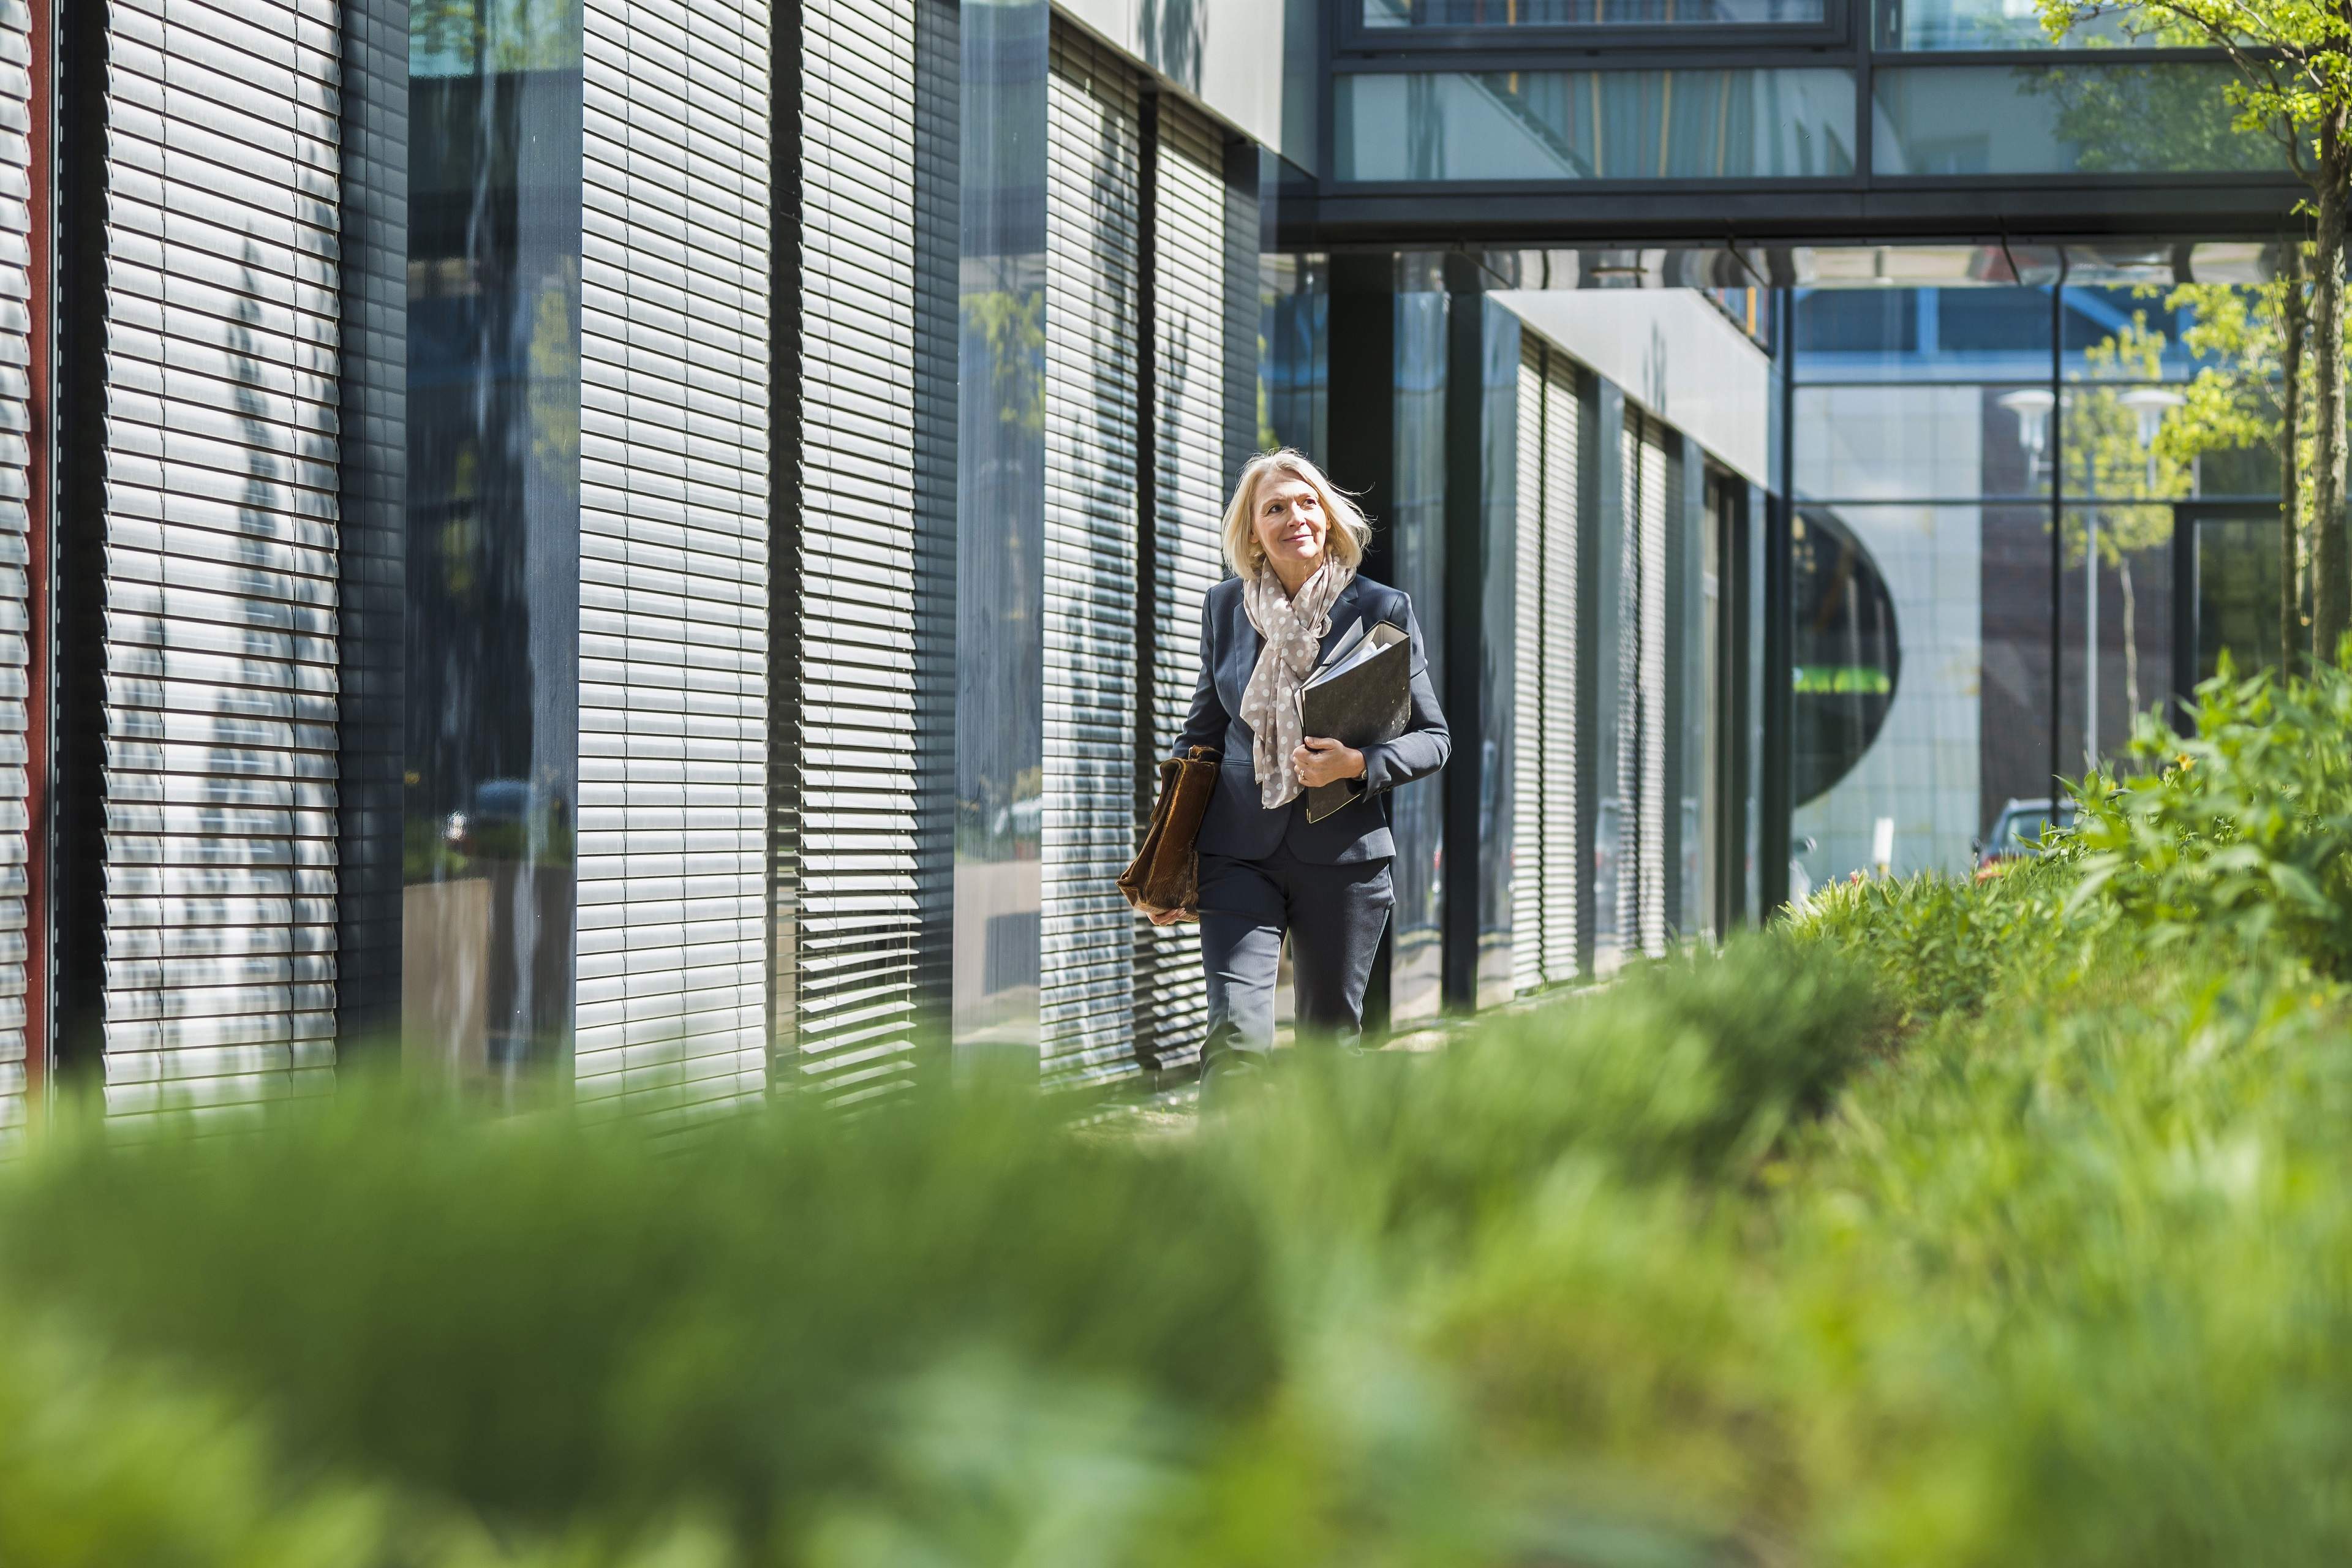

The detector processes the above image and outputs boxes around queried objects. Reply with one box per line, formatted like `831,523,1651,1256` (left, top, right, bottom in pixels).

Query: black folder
1295,619,1412,824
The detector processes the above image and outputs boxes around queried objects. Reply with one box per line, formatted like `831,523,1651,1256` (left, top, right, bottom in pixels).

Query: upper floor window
1362,0,1829,27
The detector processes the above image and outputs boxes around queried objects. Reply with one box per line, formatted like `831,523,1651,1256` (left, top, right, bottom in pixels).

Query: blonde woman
1156,450,1449,1088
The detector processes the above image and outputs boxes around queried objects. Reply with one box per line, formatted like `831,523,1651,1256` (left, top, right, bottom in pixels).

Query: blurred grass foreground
12,660,2352,1564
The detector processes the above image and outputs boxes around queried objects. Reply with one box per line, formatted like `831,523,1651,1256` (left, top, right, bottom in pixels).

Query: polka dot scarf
1238,560,1353,810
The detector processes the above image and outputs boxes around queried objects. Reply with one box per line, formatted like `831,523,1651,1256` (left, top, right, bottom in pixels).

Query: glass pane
1789,505,2052,890
2056,507,2176,770
1876,0,2144,50
1873,64,2277,176
406,1,586,1090
2195,517,2286,681
1337,70,1856,183
1364,0,1825,26
1390,281,1448,1023
1259,254,1329,459
1794,286,2053,383
2059,385,2195,500
1796,385,2048,501
1980,505,2057,823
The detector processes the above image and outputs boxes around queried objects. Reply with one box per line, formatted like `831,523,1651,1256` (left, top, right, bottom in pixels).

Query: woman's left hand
1293,736,1366,789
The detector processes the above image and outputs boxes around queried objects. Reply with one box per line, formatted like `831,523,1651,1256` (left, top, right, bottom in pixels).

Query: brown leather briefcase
1119,747,1220,921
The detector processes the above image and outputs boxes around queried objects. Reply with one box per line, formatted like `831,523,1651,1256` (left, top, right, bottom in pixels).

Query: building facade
0,0,2299,1131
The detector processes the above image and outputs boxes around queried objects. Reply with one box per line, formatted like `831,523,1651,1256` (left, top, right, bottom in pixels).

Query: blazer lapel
1314,578,1365,666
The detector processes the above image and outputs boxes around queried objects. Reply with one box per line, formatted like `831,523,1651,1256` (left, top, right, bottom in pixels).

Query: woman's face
1252,475,1329,578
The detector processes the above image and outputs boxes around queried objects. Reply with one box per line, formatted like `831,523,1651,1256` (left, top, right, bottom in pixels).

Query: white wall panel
576,0,769,1114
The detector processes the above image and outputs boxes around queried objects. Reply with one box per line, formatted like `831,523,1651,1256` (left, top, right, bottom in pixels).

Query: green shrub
0,1075,1277,1553
2073,654,2352,974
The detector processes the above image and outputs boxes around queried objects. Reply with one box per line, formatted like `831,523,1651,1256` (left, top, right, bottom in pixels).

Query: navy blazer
1172,574,1450,864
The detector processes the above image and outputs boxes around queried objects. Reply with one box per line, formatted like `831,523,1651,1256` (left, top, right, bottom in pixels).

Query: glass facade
1336,70,1856,183
1790,282,2279,890
10,0,2298,1116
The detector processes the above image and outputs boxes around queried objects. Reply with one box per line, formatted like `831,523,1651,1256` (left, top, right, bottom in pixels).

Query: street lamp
2117,386,2185,489
1999,387,2055,480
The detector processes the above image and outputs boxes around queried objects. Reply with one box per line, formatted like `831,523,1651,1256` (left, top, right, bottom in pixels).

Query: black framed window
1348,0,1848,48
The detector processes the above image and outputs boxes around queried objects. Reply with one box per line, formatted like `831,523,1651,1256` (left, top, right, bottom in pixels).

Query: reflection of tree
2159,274,2326,671
528,258,579,473
2019,59,2270,173
2066,315,2192,722
963,287,1045,436
2039,0,2352,659
411,0,583,74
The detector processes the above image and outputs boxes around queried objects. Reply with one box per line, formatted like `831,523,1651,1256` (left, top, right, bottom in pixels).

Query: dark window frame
1337,0,1854,56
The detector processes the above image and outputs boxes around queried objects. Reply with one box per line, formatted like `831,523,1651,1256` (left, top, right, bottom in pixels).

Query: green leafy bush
2071,654,2352,973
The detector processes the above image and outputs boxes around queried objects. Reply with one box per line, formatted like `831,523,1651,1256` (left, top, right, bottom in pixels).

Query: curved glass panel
1337,70,1856,183
1791,510,1901,807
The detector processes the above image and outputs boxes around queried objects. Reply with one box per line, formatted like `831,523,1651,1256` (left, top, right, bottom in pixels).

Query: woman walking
1154,450,1449,1089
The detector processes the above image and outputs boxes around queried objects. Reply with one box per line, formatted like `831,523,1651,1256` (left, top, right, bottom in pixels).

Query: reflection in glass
2191,515,2285,683
2057,507,2176,768
1389,273,1447,1023
953,0,1049,1050
1790,505,1978,886
1790,511,1901,809
1873,64,2274,176
1337,70,1855,183
1477,301,1520,1008
1260,254,1329,460
404,4,584,1092
1364,0,1824,24
1978,505,2056,824
1795,286,2054,383
1876,0,2141,50
1796,385,2047,501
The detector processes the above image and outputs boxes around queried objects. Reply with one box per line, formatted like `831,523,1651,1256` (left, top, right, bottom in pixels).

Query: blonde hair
1219,449,1372,581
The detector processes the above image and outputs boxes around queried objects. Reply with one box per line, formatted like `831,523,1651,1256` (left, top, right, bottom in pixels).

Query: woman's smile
1254,477,1329,588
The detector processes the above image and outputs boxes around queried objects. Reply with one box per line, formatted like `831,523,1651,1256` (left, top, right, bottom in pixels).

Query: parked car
1973,797,2076,876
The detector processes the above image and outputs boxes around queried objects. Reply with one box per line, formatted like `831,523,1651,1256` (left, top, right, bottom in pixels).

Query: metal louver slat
575,0,769,1116
1637,419,1671,958
776,0,954,1102
99,0,340,1118
1615,416,1642,971
1135,96,1227,1073
1043,24,1138,1085
1541,354,1580,984
1510,344,1543,997
0,0,27,1139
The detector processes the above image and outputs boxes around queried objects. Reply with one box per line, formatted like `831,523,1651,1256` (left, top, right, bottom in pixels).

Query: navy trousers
1196,843,1395,1077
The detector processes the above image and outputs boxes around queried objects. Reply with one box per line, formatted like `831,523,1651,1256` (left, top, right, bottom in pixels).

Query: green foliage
2071,652,2352,971
2035,0,2352,177
1790,853,2079,1021
17,674,2352,1561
